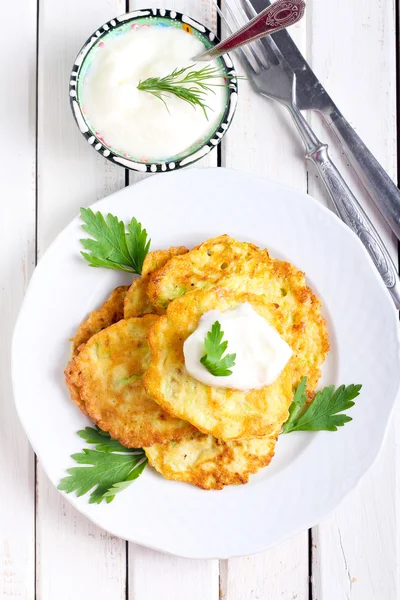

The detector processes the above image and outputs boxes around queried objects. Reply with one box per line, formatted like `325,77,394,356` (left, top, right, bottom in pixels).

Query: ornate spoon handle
194,0,305,62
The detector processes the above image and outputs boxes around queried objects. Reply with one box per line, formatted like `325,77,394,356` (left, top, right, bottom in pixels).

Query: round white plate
12,168,400,559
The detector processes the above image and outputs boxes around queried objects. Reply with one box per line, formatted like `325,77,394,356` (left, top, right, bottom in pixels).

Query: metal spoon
193,0,305,62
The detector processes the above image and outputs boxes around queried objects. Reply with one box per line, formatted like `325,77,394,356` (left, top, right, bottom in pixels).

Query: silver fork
216,0,400,310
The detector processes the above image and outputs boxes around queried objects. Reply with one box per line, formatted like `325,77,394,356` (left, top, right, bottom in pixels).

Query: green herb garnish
58,427,147,504
138,64,234,119
80,208,150,274
282,377,361,434
200,320,236,377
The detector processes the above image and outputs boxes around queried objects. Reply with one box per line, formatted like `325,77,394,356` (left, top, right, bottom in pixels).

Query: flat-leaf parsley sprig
282,377,362,434
58,427,147,504
138,64,237,119
200,320,236,377
80,208,151,274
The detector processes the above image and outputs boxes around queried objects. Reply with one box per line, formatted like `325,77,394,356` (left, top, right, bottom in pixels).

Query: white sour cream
80,25,228,160
183,303,293,391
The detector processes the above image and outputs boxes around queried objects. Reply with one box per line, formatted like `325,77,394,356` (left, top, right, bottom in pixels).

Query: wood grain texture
220,533,309,600
219,10,310,600
36,1,127,598
37,0,126,251
221,15,308,190
129,547,219,600
0,0,36,597
306,0,398,598
2,0,398,599
311,433,397,599
127,3,220,599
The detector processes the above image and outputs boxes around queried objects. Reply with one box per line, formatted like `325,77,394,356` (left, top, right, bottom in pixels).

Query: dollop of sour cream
183,303,293,391
80,25,228,161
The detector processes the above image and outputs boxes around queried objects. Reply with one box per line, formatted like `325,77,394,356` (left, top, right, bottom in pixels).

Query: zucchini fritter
124,246,188,319
147,235,265,310
71,286,128,357
144,285,328,440
65,235,329,488
66,285,129,415
145,432,278,490
65,316,195,447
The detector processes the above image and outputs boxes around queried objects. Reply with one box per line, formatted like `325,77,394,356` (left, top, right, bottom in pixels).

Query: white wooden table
1,0,399,598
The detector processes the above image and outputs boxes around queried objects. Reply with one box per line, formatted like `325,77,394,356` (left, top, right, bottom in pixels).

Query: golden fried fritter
144,286,329,441
124,247,188,319
65,360,88,415
65,316,195,447
147,235,266,310
145,432,277,490
142,246,189,278
123,278,155,319
148,236,329,393
67,248,189,422
71,286,128,357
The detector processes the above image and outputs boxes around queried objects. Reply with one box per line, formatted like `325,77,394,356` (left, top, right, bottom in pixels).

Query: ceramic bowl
69,9,238,173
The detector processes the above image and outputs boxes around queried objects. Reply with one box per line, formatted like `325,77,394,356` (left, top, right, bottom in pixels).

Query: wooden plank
127,2,219,599
311,433,397,599
130,547,219,600
221,12,307,189
220,533,309,600
219,9,310,600
307,0,398,598
0,0,36,597
36,1,127,598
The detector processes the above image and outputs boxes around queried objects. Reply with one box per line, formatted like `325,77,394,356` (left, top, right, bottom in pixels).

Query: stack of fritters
65,236,329,490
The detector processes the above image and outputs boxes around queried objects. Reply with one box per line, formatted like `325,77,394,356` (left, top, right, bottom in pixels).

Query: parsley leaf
77,426,134,453
126,217,152,274
58,427,147,504
102,460,148,499
281,377,308,433
80,208,151,274
282,378,362,433
200,321,236,377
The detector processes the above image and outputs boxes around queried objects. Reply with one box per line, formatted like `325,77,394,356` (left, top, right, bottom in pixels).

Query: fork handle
288,106,400,310
328,111,400,240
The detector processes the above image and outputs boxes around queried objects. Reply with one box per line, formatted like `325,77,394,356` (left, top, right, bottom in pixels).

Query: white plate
12,168,400,559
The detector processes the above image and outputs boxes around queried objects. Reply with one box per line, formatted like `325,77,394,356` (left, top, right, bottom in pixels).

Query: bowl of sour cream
69,9,238,173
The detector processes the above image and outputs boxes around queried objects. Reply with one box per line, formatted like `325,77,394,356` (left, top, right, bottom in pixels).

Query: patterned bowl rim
69,8,238,173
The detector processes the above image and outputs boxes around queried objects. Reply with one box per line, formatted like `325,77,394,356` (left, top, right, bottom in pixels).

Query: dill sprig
137,65,233,119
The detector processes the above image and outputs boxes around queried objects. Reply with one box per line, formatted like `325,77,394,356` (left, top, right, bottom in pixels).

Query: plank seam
396,0,400,279
34,0,39,268
308,529,313,600
125,540,129,600
34,0,40,596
